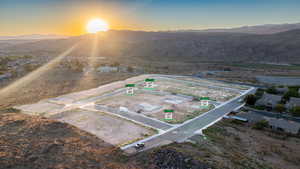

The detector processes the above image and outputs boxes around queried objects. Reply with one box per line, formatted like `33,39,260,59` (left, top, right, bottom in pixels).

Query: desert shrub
253,105,266,110
275,104,286,113
127,66,134,73
24,64,40,72
252,120,269,130
0,107,20,114
110,61,120,67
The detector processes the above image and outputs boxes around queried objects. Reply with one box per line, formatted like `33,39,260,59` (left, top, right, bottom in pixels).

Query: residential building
286,97,300,110
255,92,282,109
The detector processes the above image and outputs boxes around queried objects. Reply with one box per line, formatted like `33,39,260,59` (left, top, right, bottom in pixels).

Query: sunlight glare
86,19,109,33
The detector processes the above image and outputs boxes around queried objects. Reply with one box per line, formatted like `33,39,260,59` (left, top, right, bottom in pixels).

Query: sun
86,19,109,33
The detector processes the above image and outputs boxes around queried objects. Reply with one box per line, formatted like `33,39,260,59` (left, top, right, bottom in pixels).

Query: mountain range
1,23,300,65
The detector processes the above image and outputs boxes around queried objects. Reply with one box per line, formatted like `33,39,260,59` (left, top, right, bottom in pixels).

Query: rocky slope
0,113,138,169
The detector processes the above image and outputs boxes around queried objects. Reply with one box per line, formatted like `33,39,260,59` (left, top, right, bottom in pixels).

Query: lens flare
86,19,109,33
0,44,79,97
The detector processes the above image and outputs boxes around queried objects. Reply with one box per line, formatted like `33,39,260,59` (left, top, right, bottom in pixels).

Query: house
266,117,300,134
286,97,300,110
276,87,288,94
236,111,265,123
236,111,300,134
97,66,118,73
255,92,282,109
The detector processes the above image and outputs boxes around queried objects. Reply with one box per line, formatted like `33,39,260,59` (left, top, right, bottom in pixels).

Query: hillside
0,113,138,169
2,29,300,64
194,23,300,34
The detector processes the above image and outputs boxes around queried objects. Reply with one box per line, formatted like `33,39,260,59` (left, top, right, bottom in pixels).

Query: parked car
134,143,145,150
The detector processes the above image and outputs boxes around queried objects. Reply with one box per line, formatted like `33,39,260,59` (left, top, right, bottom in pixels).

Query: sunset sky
1,0,300,35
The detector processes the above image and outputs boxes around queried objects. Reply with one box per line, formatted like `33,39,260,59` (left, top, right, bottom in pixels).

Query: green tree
244,94,257,105
275,104,286,113
290,106,300,117
283,90,300,101
255,88,265,98
266,86,278,94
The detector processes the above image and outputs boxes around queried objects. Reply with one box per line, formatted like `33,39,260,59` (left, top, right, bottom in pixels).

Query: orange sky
1,0,300,36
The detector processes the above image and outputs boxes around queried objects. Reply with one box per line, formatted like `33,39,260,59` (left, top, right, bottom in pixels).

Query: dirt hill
0,113,139,169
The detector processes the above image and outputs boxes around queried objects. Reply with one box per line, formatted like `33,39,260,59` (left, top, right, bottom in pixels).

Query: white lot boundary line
92,103,174,128
80,104,165,134
121,87,255,150
76,89,175,128
125,109,175,128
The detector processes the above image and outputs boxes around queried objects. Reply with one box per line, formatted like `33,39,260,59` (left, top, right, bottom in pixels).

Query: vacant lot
95,89,213,124
51,109,156,146
149,78,240,102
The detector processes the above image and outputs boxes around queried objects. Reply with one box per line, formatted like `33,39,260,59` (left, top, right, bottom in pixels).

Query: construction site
16,74,250,148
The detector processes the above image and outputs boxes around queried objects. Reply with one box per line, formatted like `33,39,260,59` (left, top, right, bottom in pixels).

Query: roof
236,111,264,123
237,111,300,134
276,87,288,93
266,117,300,134
255,92,282,107
287,97,300,108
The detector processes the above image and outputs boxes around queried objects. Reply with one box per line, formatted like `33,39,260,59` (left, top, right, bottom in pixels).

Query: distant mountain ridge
1,28,300,64
0,34,69,40
179,23,300,34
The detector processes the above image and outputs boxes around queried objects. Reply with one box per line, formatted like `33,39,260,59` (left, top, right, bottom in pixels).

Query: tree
290,106,300,117
275,104,286,113
244,94,257,105
253,120,269,130
255,88,265,97
283,90,300,101
266,86,278,94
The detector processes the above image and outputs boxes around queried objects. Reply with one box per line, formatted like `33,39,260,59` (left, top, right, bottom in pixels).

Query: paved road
122,87,256,153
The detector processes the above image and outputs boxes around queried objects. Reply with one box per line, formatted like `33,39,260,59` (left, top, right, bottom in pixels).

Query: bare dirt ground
51,109,156,146
152,78,240,102
95,89,213,124
0,69,135,109
133,119,300,169
0,113,139,169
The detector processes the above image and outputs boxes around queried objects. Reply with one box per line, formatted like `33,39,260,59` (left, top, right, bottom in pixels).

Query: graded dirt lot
95,90,213,124
14,74,245,149
147,77,241,102
51,109,156,146
176,76,250,90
